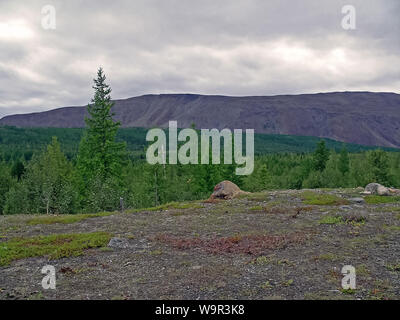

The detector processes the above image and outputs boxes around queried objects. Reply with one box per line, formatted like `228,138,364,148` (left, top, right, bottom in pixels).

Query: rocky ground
0,188,399,300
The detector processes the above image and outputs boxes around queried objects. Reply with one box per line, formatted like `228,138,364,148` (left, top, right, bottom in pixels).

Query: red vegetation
153,233,306,255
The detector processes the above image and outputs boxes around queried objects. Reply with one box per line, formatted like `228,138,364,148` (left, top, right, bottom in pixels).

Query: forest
0,68,399,215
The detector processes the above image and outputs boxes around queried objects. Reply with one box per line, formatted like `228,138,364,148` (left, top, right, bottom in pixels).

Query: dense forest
0,69,399,215
0,125,396,163
0,136,399,215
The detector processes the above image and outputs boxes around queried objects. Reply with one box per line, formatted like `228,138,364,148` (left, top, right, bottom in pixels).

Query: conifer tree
0,162,13,214
4,137,75,214
78,68,126,181
313,140,330,172
367,149,392,186
338,145,350,176
76,68,127,211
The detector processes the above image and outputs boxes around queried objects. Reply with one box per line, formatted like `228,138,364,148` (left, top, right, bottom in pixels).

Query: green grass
318,215,344,225
356,264,370,276
315,253,340,261
340,288,356,295
129,201,202,212
0,232,111,266
364,196,400,204
240,192,268,202
26,212,116,225
251,256,274,265
249,205,264,211
148,249,163,255
260,281,273,289
386,263,400,272
301,191,349,206
379,206,400,213
383,225,400,232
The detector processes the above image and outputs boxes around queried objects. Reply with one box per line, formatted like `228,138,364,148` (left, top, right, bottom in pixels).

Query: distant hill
1,92,400,148
0,126,397,162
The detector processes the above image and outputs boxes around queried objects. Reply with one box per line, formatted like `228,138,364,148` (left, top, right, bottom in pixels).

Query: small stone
348,197,365,203
191,265,202,270
108,237,129,249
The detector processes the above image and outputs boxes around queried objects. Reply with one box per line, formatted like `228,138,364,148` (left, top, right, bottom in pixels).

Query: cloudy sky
0,0,399,118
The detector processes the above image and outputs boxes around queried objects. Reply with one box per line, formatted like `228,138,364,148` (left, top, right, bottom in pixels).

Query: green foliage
11,161,25,181
1,126,396,164
76,68,127,212
0,163,13,214
3,137,77,214
340,288,356,295
78,68,126,181
338,145,350,176
1,123,400,214
313,140,330,171
0,232,111,266
367,149,392,186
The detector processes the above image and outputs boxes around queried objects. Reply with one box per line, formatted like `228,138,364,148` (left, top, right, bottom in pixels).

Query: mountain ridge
1,91,400,148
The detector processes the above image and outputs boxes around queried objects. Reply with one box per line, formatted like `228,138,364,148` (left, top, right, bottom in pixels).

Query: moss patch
314,253,341,261
365,196,400,204
341,288,356,295
130,201,202,213
26,212,116,225
318,215,344,225
301,191,349,206
249,205,263,211
0,232,111,266
386,263,400,272
239,192,273,202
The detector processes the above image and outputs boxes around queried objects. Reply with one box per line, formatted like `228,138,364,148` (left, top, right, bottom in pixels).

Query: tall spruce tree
77,68,127,211
313,140,330,172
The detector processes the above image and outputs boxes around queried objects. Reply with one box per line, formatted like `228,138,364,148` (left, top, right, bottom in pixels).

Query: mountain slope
1,92,400,148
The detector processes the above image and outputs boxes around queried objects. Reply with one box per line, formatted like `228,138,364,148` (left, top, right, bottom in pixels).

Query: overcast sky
0,0,399,118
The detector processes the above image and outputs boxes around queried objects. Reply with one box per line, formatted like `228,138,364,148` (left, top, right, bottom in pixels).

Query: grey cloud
0,0,399,118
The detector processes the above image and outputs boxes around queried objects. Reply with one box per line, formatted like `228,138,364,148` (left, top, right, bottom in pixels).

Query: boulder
388,188,400,195
362,183,390,196
108,237,129,249
348,197,365,203
206,180,249,202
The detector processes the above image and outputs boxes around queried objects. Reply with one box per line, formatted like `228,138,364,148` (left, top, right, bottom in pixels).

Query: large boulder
206,180,249,201
362,183,390,196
